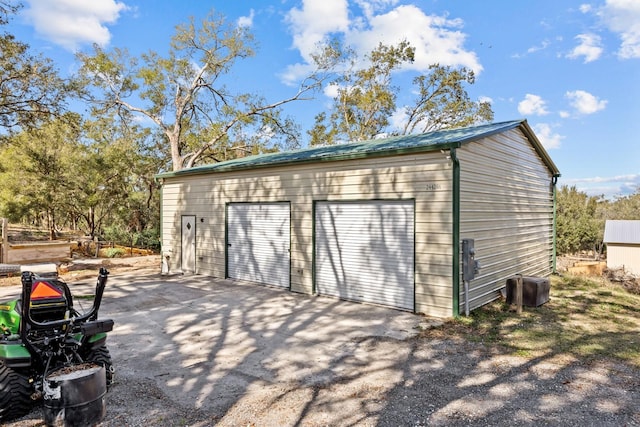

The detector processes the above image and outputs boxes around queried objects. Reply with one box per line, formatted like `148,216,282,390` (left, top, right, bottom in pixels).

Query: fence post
1,218,7,264
516,274,523,314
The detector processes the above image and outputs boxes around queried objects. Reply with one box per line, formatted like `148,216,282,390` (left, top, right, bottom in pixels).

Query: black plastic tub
43,364,107,427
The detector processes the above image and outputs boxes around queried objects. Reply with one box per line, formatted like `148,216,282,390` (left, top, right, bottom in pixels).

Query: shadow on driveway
4,269,639,426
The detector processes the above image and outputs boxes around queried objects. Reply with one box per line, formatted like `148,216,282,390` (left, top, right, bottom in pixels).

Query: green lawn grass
425,274,640,367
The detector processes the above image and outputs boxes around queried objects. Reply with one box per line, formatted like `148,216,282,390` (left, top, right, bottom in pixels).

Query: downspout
451,148,461,317
552,175,559,274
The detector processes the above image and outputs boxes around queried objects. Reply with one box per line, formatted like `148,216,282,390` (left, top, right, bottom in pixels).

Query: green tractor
0,267,114,424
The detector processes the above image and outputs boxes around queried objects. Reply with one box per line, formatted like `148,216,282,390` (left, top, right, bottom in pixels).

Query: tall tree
308,40,493,145
82,115,163,241
0,114,82,239
556,185,604,255
402,64,494,134
601,188,640,220
0,1,68,132
76,11,336,171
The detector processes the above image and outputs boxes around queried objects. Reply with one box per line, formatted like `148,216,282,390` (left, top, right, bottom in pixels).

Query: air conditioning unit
505,276,550,307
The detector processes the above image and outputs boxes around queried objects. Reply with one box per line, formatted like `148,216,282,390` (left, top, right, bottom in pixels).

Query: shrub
103,247,125,258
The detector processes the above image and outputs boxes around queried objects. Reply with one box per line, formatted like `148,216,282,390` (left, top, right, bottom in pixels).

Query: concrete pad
95,272,424,412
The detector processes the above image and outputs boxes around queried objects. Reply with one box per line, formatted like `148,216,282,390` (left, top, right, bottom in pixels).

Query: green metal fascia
518,121,561,177
224,203,229,279
451,148,461,318
159,184,163,254
156,141,463,181
552,177,558,273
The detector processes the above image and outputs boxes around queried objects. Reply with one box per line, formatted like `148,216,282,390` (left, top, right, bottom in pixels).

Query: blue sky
8,0,640,198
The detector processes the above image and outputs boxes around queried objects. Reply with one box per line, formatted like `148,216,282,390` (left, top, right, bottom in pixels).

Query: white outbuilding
156,120,560,317
604,220,640,276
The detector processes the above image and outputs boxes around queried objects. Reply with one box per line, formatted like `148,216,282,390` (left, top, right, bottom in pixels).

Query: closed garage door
315,200,415,310
227,202,290,288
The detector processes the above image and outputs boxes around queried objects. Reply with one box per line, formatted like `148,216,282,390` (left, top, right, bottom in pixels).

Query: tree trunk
88,206,96,239
47,210,57,240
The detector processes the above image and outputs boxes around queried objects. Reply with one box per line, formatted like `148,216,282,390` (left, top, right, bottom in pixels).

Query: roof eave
155,140,462,181
518,120,561,178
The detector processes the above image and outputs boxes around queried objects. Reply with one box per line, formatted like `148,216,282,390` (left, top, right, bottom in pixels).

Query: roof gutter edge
155,141,462,181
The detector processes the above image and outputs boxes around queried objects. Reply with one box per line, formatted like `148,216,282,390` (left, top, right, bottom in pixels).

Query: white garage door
315,200,415,310
227,202,290,288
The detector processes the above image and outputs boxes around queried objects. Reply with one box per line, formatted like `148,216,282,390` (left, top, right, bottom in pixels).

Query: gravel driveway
4,264,640,426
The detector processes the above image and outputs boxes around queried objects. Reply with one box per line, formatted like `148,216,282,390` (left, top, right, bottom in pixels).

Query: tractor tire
0,362,33,421
83,344,115,388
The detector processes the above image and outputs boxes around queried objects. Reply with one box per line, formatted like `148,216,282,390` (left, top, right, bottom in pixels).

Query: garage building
156,119,560,317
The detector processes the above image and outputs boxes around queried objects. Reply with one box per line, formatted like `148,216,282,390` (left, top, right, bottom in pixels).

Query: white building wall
607,244,640,275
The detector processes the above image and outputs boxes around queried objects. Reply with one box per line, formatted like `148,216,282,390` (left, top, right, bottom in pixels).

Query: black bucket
43,364,107,427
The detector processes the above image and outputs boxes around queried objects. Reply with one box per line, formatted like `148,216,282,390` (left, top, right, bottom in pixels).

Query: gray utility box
506,276,550,307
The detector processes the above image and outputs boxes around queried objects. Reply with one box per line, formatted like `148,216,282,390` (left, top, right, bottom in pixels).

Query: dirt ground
3,255,640,426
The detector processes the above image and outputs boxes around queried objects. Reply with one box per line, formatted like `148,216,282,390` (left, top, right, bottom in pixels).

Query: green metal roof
156,119,560,180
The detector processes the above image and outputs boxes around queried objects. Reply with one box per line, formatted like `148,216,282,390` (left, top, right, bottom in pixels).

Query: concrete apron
102,272,427,413
0,270,433,418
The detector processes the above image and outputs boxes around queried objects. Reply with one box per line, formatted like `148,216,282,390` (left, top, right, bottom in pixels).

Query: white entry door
181,215,196,274
227,203,290,288
315,200,415,310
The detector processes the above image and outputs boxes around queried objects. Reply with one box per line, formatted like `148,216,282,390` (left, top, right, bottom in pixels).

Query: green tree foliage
0,1,68,132
76,11,336,171
0,113,159,242
0,114,82,238
402,64,494,134
308,40,494,145
600,187,640,220
72,115,161,240
556,185,604,255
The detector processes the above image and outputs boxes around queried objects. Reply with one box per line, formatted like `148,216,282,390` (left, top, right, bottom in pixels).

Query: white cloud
563,174,640,198
559,110,571,118
285,0,350,64
283,1,481,84
565,90,608,114
518,94,549,116
567,33,603,62
350,5,482,72
579,4,593,13
533,123,563,149
354,0,399,19
323,83,341,99
24,0,128,51
566,173,640,184
527,39,550,54
389,106,408,132
237,9,255,28
478,95,493,104
599,0,640,59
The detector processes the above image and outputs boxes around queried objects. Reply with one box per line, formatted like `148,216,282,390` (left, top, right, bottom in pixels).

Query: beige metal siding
606,244,640,275
160,153,453,317
458,128,554,311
